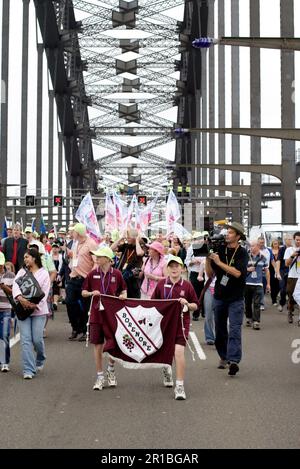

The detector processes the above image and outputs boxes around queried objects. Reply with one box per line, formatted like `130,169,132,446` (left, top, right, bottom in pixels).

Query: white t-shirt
284,246,300,278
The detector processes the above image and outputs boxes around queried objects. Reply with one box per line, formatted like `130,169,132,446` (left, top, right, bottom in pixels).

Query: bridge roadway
1,300,300,449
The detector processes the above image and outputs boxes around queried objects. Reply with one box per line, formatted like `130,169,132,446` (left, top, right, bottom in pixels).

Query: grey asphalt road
1,300,300,449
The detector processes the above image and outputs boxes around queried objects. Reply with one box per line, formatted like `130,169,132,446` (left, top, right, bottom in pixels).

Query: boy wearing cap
82,247,127,391
152,255,199,400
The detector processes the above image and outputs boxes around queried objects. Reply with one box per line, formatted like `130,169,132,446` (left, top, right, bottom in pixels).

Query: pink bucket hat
148,241,164,256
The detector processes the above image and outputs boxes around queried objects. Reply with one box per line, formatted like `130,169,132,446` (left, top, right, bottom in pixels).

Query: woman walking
12,248,50,379
140,241,167,299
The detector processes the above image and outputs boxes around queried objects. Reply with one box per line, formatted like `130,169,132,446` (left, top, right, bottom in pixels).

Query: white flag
166,190,181,234
75,192,101,242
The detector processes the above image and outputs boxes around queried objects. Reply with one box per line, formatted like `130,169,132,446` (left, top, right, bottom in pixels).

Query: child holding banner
151,255,199,400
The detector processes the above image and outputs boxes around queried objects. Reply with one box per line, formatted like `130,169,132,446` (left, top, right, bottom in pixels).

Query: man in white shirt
284,231,300,323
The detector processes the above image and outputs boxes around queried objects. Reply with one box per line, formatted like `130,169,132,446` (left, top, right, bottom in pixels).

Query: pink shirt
141,257,166,298
13,267,51,317
70,236,98,278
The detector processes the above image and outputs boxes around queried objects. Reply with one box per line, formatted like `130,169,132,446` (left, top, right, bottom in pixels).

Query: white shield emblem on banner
115,305,164,362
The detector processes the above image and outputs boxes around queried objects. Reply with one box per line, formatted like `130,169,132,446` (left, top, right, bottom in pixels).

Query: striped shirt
0,271,15,311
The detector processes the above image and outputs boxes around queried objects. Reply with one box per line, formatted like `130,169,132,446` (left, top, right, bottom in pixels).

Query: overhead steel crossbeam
71,0,185,192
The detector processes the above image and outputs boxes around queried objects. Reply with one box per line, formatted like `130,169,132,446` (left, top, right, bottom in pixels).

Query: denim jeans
0,311,11,365
245,285,263,322
18,315,47,375
213,298,244,363
203,290,215,343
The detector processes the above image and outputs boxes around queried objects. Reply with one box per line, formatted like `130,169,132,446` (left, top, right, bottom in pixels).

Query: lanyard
164,278,183,299
99,268,112,295
126,248,135,264
225,245,239,267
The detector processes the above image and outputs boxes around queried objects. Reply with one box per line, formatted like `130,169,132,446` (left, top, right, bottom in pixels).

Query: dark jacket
3,237,28,272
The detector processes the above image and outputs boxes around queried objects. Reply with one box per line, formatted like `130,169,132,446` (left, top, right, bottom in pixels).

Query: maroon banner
101,295,183,366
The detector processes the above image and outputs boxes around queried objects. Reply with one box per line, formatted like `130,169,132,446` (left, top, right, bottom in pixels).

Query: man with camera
206,222,248,376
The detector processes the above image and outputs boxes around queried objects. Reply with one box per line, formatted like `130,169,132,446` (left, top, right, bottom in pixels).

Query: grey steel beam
208,0,215,198
218,37,300,51
188,128,300,140
58,132,63,228
177,163,282,180
35,43,44,225
250,0,262,226
218,0,225,195
231,0,240,194
0,0,10,226
48,90,54,228
20,0,30,225
280,0,296,224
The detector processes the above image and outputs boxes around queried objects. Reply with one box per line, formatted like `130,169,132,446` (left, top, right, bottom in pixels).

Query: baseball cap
90,247,114,260
48,233,55,239
167,255,183,266
58,227,66,234
73,223,86,237
0,252,5,265
29,240,46,255
24,227,33,233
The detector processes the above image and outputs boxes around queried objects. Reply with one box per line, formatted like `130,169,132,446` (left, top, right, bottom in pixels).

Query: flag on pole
1,217,8,239
75,192,101,242
166,190,181,234
40,217,46,234
101,295,183,367
125,194,136,230
114,192,127,233
139,196,158,233
31,218,36,233
104,192,117,232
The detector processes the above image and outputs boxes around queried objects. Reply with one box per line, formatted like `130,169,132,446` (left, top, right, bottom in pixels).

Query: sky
0,0,300,225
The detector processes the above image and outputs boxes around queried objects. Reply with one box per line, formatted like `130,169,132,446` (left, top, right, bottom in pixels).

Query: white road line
10,333,20,348
189,331,206,360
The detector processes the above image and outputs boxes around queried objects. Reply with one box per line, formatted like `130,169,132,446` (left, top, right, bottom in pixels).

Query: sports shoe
174,384,186,400
228,362,239,376
23,374,33,380
107,369,117,387
1,364,10,372
77,333,87,342
68,331,78,340
93,376,105,391
162,366,174,387
217,359,228,369
288,312,294,324
36,365,44,372
53,303,58,311
245,319,252,327
278,305,283,312
272,302,278,307
260,305,265,311
253,321,260,330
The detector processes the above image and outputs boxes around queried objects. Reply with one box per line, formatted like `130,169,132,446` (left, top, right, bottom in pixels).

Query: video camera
192,233,226,257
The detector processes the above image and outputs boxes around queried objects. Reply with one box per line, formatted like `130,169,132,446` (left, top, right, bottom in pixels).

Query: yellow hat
90,247,114,260
167,255,183,266
0,252,5,265
74,223,86,236
24,227,33,233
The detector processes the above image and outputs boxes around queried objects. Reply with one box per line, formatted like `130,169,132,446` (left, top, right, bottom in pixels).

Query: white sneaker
23,374,33,380
253,321,261,330
174,384,186,400
36,365,44,372
260,306,265,311
93,376,105,391
278,305,283,312
107,369,117,387
1,364,10,372
162,366,174,387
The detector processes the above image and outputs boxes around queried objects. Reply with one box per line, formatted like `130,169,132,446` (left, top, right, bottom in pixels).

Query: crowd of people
0,221,299,400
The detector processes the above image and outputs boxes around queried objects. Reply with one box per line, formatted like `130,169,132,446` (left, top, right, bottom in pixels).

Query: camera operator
284,231,300,323
206,222,248,376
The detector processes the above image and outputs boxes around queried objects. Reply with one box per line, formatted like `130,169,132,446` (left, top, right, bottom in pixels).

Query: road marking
10,333,20,348
189,331,206,360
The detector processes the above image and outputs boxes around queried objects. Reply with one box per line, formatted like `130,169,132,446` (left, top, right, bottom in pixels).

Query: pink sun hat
147,241,165,256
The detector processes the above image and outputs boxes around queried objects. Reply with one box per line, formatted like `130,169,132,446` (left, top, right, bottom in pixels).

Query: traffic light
138,195,147,205
25,195,35,206
53,195,63,207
